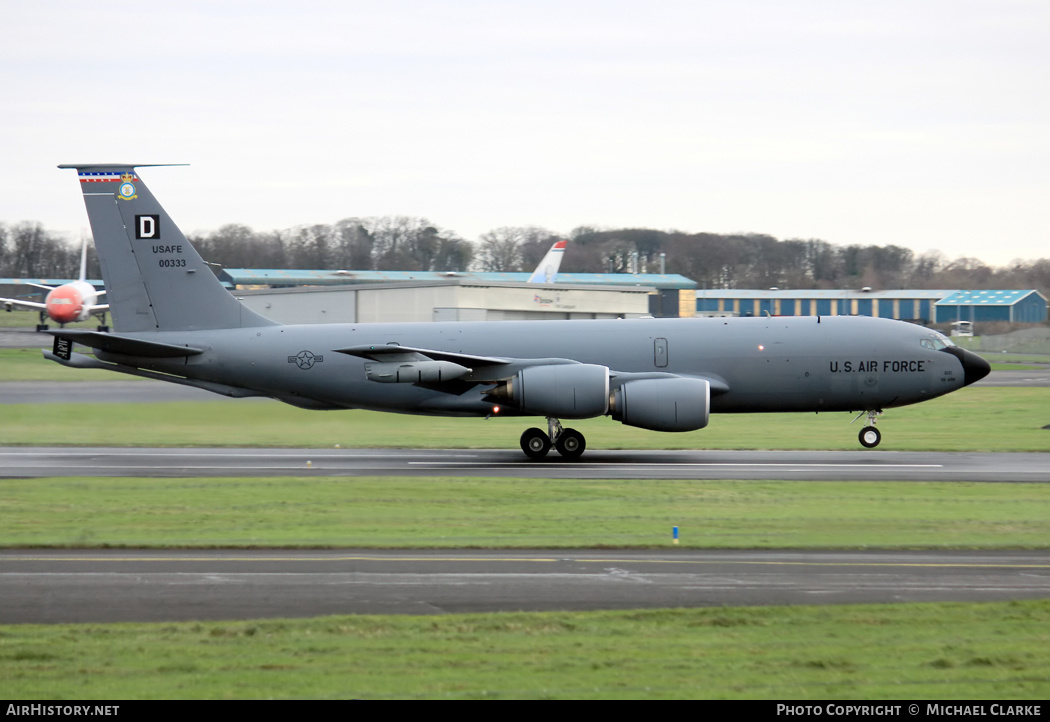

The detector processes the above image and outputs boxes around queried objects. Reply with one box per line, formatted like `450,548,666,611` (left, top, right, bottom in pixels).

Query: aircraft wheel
97,325,109,332
520,427,551,459
859,426,881,448
35,324,48,332
555,428,586,460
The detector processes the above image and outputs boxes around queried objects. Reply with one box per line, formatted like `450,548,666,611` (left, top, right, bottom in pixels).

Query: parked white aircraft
1,236,108,331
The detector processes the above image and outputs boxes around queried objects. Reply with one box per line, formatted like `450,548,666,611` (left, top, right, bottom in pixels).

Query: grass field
3,335,1049,699
3,471,1046,699
4,476,1050,548
0,311,44,329
3,601,1049,699
0,347,128,381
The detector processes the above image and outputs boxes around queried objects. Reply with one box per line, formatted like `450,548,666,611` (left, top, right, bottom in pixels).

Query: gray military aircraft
46,164,990,459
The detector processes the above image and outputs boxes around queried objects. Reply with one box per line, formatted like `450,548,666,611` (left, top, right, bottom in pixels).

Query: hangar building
234,279,656,324
221,268,697,323
695,289,1047,325
934,290,1047,324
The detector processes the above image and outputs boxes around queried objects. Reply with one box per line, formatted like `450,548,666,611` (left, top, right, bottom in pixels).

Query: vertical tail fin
526,239,567,284
58,164,276,332
77,233,89,283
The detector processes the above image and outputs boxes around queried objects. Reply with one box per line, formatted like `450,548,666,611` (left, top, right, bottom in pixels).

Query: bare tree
285,224,335,269
331,218,374,270
365,216,427,270
193,224,287,269
475,227,524,272
0,223,8,274
2,222,75,277
475,226,558,272
362,216,469,271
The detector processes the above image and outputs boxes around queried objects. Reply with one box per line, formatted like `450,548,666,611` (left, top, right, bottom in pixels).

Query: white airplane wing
0,296,46,311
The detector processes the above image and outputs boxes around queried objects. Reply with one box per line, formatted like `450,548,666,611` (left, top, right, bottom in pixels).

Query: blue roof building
696,289,948,322
695,288,1047,324
935,290,1048,324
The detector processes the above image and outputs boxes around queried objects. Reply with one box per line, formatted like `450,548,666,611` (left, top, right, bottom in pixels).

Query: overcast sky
3,0,1048,266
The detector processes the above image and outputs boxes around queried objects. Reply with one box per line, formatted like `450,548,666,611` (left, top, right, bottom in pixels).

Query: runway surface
2,445,1048,481
3,548,1049,623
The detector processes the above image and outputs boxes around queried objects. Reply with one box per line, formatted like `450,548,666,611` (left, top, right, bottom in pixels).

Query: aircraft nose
941,346,991,387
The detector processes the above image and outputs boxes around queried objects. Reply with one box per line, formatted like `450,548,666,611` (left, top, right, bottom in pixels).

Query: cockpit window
920,333,955,351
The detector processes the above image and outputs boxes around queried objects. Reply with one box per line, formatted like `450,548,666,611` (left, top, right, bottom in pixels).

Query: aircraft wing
0,296,46,311
334,343,596,385
335,343,511,367
335,342,730,394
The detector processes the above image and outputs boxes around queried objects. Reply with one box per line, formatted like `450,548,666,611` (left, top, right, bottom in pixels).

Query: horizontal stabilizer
44,350,266,399
46,329,202,358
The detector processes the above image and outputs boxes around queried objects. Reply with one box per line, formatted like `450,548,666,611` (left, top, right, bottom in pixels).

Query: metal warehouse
220,269,698,322
934,290,1048,324
696,289,1047,324
233,279,655,324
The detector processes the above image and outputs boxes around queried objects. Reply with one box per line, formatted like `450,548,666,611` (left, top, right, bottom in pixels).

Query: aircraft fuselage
94,314,976,418
51,163,993,456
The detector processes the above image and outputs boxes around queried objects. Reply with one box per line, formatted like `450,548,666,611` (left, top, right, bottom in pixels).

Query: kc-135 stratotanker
46,165,990,459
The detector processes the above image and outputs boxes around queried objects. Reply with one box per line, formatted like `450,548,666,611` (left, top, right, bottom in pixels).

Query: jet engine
488,363,610,418
609,377,710,431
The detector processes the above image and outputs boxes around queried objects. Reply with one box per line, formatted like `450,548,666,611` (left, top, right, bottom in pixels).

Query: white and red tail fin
76,233,89,283
526,239,567,284
58,164,276,333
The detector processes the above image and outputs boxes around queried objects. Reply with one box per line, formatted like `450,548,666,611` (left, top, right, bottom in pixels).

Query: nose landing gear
519,417,587,460
859,425,882,448
854,409,883,448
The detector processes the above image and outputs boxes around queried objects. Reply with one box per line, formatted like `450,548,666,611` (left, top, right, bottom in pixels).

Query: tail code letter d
135,214,159,239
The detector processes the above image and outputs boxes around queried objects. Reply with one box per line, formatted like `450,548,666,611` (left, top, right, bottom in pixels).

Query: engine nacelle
609,378,710,432
489,363,610,418
365,360,472,384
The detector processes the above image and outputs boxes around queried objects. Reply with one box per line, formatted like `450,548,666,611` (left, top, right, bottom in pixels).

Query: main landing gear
855,409,883,448
520,417,586,460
